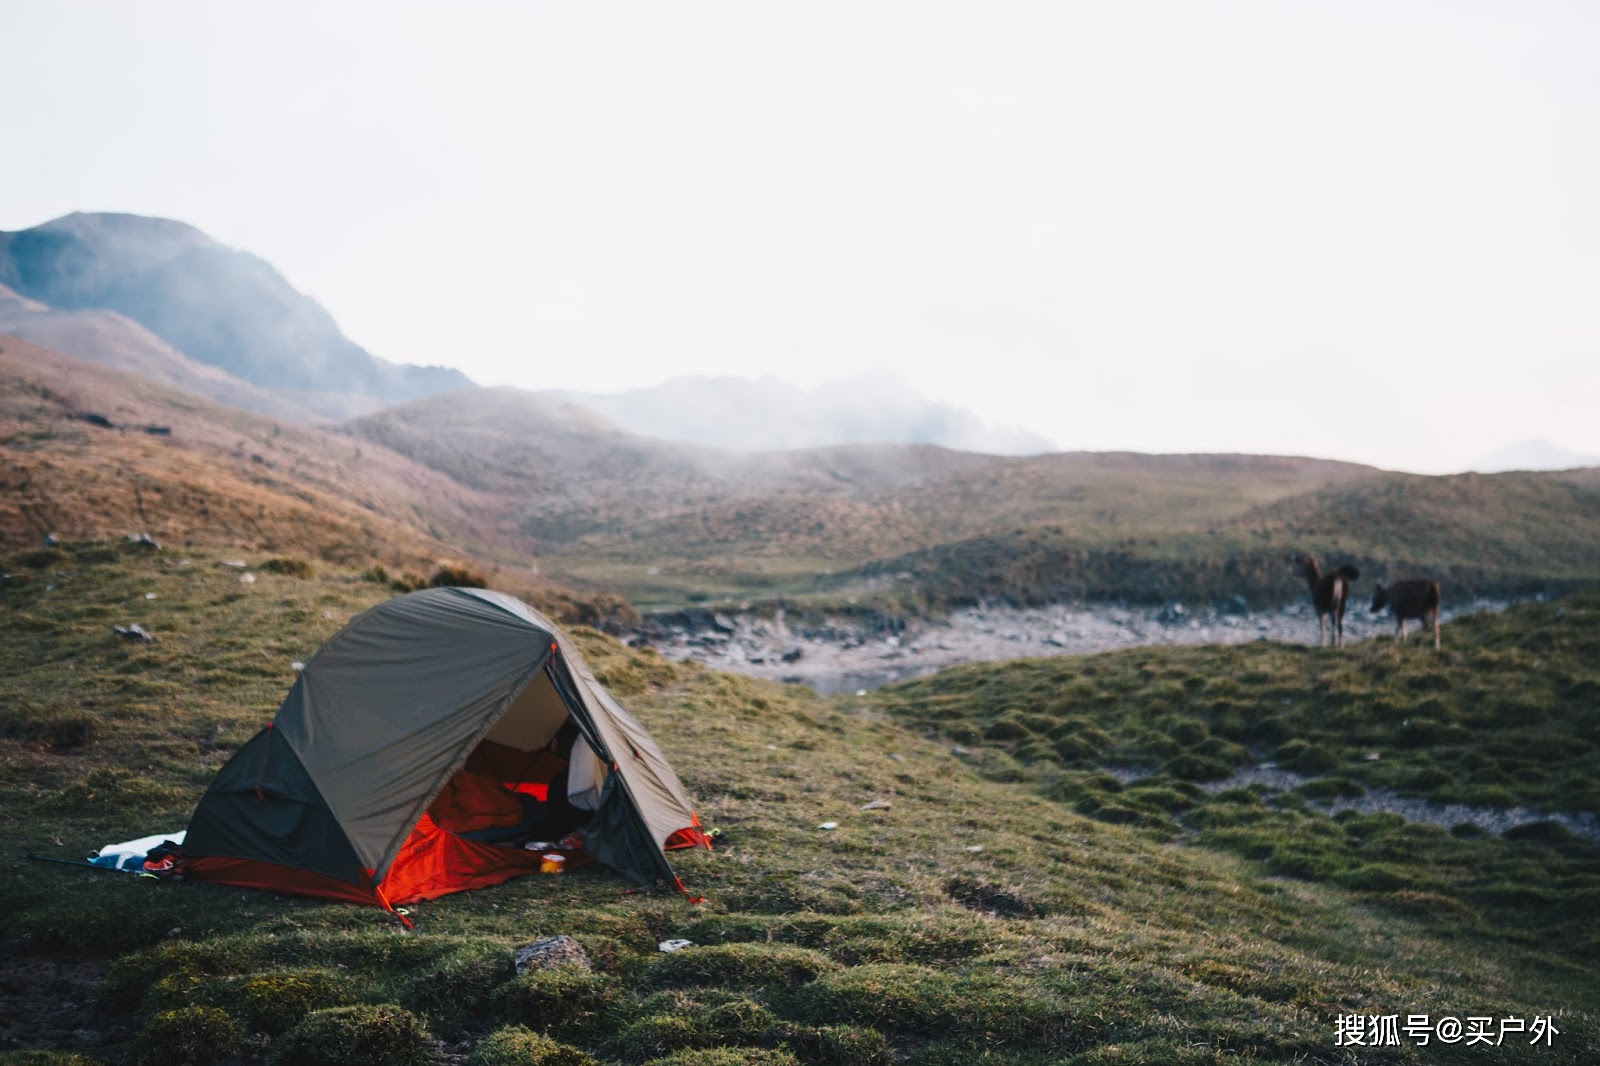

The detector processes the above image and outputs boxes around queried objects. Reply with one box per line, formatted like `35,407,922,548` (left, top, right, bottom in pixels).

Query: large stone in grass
514,936,592,975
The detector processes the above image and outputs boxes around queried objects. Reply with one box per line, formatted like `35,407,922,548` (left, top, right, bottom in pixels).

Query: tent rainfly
183,587,708,918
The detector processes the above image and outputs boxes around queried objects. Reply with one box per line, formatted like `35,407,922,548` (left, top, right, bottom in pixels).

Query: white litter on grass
817,821,838,830
239,573,256,584
658,939,693,953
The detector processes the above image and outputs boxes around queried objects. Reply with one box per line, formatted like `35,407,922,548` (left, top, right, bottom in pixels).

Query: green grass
550,466,1600,615
868,593,1600,968
2,541,1597,1063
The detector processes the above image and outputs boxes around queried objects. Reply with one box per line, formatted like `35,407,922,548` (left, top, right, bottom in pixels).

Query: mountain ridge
548,371,1056,455
0,211,472,408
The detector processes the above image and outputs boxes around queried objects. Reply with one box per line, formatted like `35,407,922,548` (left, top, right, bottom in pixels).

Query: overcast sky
3,2,1598,473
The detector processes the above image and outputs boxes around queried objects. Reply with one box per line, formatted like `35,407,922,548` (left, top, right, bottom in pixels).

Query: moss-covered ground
1,542,1595,1064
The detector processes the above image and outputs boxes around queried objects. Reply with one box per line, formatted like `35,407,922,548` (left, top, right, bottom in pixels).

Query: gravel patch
640,598,1509,695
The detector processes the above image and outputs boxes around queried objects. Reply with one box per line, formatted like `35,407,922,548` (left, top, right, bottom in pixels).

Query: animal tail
1335,565,1360,581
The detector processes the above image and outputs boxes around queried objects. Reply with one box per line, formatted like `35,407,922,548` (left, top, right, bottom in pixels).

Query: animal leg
1431,610,1440,651
1395,619,1406,642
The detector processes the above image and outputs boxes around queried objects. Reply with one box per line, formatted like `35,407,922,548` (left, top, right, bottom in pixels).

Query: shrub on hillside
616,997,779,1060
642,1050,800,1066
467,1026,599,1066
260,557,315,578
0,704,99,750
226,969,347,1035
138,1005,241,1065
269,1004,431,1066
17,547,69,570
812,1024,892,1065
647,943,838,990
430,564,488,589
391,572,428,592
792,964,1067,1046
494,970,619,1042
359,564,391,585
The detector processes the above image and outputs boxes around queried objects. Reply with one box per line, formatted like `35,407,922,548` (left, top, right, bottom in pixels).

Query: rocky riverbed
634,598,1509,695
1185,762,1600,844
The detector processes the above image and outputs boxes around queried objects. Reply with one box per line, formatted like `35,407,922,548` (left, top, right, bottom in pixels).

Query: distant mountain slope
346,387,1404,608
0,336,625,624
550,371,1055,454
1237,468,1600,579
842,464,1600,612
1471,438,1600,473
0,212,471,405
345,385,1001,548
0,283,312,422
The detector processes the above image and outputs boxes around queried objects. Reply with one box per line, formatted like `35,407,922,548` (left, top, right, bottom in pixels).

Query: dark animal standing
1371,579,1442,650
1294,555,1360,647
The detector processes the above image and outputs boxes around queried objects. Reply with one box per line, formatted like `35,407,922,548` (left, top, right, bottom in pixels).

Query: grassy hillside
346,389,1600,614
0,341,627,626
869,594,1600,960
2,542,1595,1063
833,468,1600,614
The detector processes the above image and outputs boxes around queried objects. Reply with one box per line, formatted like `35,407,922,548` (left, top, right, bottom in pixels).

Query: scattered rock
221,560,248,568
145,592,157,600
860,800,892,811
711,613,736,633
239,573,256,584
513,935,592,974
964,845,985,853
43,533,59,547
885,752,905,762
127,532,159,549
75,412,115,429
143,425,172,436
817,821,838,830
658,939,693,953
291,661,306,671
781,647,804,663
113,624,154,643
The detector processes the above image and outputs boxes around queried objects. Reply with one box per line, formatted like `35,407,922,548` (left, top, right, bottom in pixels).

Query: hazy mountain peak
0,211,472,405
1470,439,1600,473
548,372,1055,455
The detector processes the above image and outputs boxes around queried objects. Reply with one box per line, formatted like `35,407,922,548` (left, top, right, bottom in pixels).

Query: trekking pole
24,853,147,875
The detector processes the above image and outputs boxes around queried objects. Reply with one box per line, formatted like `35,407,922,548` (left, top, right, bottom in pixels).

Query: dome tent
183,587,708,917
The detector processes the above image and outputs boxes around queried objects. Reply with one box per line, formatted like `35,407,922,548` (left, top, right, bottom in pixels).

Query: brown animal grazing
1294,554,1360,647
1371,579,1442,650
